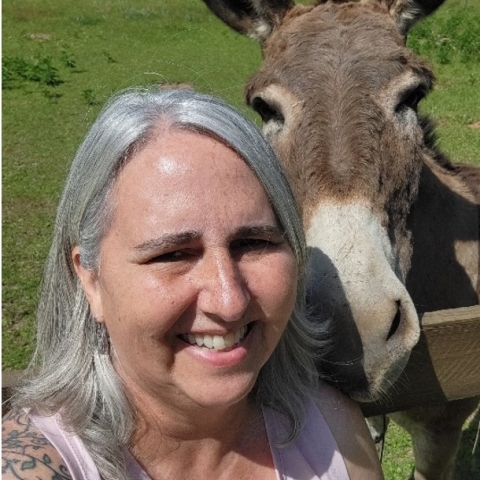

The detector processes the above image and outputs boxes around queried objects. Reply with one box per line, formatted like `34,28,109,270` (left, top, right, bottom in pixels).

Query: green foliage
3,55,63,88
82,88,99,106
60,50,77,69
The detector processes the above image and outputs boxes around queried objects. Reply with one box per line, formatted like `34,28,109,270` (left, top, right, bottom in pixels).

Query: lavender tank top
29,398,349,480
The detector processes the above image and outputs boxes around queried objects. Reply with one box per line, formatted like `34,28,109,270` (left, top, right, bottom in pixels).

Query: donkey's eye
251,97,284,124
395,85,427,114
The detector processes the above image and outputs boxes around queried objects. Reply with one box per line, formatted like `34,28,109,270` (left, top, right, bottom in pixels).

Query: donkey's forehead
255,2,412,89
268,1,404,48
246,0,435,125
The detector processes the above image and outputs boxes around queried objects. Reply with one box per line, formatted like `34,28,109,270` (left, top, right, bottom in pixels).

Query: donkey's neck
406,157,479,312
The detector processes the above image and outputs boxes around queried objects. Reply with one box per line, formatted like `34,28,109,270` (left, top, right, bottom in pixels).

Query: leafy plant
82,88,99,105
60,50,77,69
2,55,63,89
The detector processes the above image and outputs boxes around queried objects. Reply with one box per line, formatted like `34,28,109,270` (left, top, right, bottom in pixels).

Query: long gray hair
14,87,329,480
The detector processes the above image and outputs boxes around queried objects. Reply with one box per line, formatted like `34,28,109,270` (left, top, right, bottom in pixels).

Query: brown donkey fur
201,0,480,479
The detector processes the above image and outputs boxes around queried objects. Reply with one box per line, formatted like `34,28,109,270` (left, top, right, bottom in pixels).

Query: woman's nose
197,249,250,322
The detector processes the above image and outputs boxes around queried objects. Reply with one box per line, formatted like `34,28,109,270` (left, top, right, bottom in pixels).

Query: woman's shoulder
2,408,72,479
312,381,385,480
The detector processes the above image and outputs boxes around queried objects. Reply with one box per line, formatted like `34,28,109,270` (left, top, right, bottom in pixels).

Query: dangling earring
95,321,110,355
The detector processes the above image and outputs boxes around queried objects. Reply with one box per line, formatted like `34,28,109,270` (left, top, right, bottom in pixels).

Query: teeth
182,326,249,351
213,335,225,350
203,335,213,349
224,332,235,348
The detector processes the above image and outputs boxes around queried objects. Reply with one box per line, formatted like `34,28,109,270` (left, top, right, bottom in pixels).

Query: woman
2,88,383,480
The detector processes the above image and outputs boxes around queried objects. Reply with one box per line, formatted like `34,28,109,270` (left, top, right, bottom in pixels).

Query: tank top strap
262,397,350,480
28,410,102,480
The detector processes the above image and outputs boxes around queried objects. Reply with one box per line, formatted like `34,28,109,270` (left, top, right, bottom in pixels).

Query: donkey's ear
201,0,294,42
380,0,446,35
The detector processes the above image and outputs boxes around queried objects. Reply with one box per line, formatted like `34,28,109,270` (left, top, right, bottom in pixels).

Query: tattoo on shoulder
2,410,72,479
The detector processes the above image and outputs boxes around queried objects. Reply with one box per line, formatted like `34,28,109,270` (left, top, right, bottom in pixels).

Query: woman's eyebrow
133,225,285,252
234,225,285,238
134,231,200,252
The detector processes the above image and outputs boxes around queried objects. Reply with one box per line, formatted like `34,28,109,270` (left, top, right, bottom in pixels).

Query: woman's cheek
255,253,298,317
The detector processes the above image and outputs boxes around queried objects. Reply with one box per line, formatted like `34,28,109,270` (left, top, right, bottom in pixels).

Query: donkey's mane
420,115,480,198
419,115,454,170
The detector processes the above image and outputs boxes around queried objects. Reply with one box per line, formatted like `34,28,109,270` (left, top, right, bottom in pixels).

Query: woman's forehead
104,130,277,241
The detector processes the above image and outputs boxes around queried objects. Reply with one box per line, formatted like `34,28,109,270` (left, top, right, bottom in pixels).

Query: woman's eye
231,238,276,254
148,250,189,263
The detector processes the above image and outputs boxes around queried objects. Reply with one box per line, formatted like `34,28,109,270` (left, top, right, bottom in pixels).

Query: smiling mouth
180,324,251,351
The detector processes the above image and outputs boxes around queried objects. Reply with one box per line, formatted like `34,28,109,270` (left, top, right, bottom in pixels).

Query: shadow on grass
455,406,480,480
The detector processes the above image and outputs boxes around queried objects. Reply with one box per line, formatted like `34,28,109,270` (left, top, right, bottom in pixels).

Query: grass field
2,0,479,478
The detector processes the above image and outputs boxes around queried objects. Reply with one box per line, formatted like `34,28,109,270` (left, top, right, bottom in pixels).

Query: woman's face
74,129,298,410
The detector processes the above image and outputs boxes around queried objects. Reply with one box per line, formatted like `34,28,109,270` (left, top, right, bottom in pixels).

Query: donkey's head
203,0,445,401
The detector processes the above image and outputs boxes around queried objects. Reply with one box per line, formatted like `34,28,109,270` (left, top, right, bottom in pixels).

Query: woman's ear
72,245,104,322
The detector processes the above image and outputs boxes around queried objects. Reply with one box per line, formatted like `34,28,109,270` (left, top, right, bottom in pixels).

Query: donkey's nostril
386,300,402,341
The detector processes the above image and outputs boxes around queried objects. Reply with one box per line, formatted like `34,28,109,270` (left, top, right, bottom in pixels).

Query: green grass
2,0,479,478
382,422,416,479
408,0,480,164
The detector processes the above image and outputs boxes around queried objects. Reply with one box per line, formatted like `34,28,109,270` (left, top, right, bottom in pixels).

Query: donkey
201,0,480,478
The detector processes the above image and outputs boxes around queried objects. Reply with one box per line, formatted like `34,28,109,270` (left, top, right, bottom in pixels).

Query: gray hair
14,87,328,480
